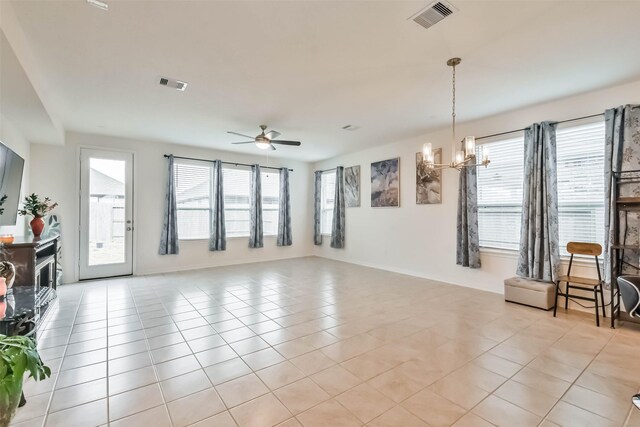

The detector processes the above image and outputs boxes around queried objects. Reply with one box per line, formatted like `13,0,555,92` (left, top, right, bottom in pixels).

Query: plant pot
0,378,23,427
29,217,45,238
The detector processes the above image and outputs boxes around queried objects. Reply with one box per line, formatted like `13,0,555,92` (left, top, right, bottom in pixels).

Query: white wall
0,113,29,236
30,132,313,283
313,79,640,301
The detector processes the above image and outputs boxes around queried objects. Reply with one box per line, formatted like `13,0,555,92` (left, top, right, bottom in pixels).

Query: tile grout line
471,318,595,426
125,278,175,427
537,324,626,426
41,286,87,427
31,262,638,427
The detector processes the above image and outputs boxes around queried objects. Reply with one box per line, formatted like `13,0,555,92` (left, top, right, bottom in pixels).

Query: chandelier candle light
422,58,490,171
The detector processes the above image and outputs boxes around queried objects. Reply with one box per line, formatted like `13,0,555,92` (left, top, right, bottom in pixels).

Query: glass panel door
79,149,133,280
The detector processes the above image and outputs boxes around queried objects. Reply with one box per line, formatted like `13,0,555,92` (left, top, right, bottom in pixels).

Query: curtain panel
330,166,346,248
456,166,480,268
313,171,322,245
604,105,640,284
516,121,560,282
277,168,292,246
249,164,263,248
159,154,179,255
209,160,226,251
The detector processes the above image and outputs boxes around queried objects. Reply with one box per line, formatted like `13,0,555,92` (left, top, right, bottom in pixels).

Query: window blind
556,121,605,254
223,167,251,238
261,170,280,236
477,135,525,250
476,121,605,254
174,162,212,239
321,171,336,234
174,162,280,240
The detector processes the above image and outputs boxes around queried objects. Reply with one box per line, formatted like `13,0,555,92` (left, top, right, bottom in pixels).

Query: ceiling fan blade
231,141,256,144
227,131,255,139
270,140,301,146
265,130,281,140
269,144,276,151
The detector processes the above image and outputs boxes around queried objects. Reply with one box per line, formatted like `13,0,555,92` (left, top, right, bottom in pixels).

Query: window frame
173,160,280,241
320,170,336,236
476,118,605,257
259,169,281,237
174,159,214,241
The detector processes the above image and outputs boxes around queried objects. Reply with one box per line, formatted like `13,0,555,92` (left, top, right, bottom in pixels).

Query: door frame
77,146,136,281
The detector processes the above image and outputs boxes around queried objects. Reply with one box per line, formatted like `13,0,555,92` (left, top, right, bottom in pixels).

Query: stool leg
553,281,560,317
594,288,600,327
599,285,606,318
565,283,570,310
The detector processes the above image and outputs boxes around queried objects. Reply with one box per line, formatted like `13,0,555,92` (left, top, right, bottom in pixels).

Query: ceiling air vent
159,76,188,91
409,1,456,30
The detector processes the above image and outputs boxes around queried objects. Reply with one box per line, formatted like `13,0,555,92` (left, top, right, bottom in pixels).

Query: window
477,121,605,255
261,171,280,236
556,122,605,252
223,167,251,238
175,162,212,240
174,161,279,239
321,171,336,234
476,135,525,250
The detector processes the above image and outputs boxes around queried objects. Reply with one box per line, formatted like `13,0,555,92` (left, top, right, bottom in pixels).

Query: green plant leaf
0,335,50,384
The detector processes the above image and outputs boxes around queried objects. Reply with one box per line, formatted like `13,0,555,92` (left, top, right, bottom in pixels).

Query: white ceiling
6,0,640,161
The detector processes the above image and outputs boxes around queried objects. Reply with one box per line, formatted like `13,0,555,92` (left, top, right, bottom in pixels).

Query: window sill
179,235,278,242
480,247,601,268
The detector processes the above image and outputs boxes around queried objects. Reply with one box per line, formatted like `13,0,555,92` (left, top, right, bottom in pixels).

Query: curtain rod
318,110,618,171
476,113,604,141
317,167,337,173
164,154,293,172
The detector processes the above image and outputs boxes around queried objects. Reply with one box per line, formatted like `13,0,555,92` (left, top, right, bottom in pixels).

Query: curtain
604,105,640,284
331,166,346,248
249,164,263,248
209,160,226,251
456,166,480,268
313,171,322,245
277,168,292,246
159,155,179,255
516,122,560,282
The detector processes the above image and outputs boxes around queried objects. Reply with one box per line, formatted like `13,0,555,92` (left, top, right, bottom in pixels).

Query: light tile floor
11,257,640,427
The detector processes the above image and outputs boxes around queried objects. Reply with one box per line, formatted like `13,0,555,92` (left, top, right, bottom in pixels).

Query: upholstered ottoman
504,276,555,310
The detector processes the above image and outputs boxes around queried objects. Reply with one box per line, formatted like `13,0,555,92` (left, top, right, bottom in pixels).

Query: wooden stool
553,242,605,326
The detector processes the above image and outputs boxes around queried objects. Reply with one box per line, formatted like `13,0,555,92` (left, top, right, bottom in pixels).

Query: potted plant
0,335,51,427
18,194,58,238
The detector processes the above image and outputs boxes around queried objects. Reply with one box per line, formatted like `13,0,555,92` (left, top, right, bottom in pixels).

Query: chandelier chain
452,62,456,151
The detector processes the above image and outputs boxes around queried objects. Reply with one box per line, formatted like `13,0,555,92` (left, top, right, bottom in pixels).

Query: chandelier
422,58,490,171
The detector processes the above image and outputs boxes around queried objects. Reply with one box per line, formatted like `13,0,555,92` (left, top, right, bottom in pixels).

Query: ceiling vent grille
159,77,188,91
410,1,456,30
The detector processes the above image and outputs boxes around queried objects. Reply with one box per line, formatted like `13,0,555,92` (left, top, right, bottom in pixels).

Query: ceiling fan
228,125,301,151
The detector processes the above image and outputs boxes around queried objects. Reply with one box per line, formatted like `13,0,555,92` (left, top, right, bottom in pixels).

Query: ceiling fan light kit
227,124,302,151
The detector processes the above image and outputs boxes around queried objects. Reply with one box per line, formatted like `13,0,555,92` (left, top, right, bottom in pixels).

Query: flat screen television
0,141,25,226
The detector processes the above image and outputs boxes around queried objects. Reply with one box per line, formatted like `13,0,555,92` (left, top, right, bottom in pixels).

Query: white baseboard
312,254,503,295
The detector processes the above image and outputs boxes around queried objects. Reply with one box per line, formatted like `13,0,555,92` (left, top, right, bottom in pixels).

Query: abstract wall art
344,165,360,207
371,158,400,207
